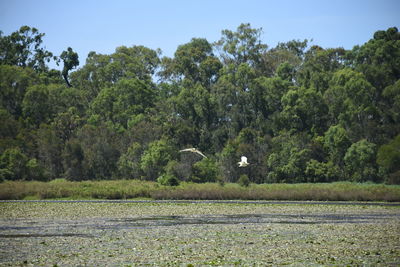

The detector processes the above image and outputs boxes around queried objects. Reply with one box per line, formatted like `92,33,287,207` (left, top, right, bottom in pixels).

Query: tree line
1,24,399,184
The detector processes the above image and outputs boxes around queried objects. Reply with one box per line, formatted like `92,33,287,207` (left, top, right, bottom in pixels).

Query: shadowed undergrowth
0,180,399,202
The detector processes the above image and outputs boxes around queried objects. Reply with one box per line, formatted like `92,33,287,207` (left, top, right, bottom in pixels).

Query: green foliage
215,23,267,66
0,147,28,180
25,158,46,181
22,85,53,126
0,65,38,117
76,124,120,180
62,139,85,181
140,139,176,180
116,142,142,179
157,173,180,186
0,24,399,185
60,47,79,87
267,133,312,183
323,125,351,167
0,26,55,72
377,135,400,184
305,160,340,182
280,87,328,134
238,174,250,187
190,158,218,183
344,140,378,182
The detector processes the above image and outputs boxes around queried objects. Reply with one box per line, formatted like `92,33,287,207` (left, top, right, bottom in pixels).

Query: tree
297,47,346,92
215,23,267,67
251,76,293,121
259,39,308,77
70,45,160,101
0,26,55,72
305,160,340,183
323,125,351,169
280,87,328,134
0,108,20,153
140,139,176,180
377,135,400,184
344,139,379,182
35,124,63,179
0,147,28,180
25,158,46,181
348,27,400,92
160,38,222,86
60,47,79,87
0,65,38,117
191,157,218,183
266,132,312,183
324,68,376,139
22,85,53,126
77,124,121,180
89,78,156,128
116,142,142,179
381,79,400,138
62,139,85,181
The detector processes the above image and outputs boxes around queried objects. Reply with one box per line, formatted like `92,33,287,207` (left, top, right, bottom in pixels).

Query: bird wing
241,156,248,163
179,148,207,158
194,149,207,158
179,148,195,152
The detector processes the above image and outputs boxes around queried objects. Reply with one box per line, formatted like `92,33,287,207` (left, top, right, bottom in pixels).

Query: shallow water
1,202,399,266
1,212,397,238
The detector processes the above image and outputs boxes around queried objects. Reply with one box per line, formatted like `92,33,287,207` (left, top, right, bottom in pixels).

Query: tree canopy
1,24,399,184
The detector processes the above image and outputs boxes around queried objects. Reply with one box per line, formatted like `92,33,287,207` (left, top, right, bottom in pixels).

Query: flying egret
237,156,250,167
179,148,207,158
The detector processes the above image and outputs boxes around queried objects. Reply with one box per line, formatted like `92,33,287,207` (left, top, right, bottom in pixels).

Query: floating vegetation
0,202,399,266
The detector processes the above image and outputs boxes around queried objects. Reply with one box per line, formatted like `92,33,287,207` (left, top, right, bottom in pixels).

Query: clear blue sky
1,0,399,69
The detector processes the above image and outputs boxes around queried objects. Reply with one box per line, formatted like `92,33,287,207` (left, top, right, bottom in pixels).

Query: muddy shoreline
2,199,400,206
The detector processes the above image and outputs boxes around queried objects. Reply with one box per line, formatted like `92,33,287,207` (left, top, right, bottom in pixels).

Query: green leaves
140,139,176,180
0,26,55,72
215,23,267,67
1,24,399,184
22,85,53,126
60,47,79,87
377,135,400,172
344,140,378,182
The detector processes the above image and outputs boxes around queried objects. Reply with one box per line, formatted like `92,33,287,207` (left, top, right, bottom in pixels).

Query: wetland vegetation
0,201,399,266
1,179,399,202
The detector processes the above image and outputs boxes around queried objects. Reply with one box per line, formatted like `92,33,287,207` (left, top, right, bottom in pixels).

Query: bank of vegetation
0,180,399,202
1,24,400,187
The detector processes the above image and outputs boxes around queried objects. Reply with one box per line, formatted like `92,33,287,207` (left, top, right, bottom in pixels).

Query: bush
305,160,340,182
387,170,400,185
190,158,218,183
157,173,180,186
26,158,46,181
238,174,250,187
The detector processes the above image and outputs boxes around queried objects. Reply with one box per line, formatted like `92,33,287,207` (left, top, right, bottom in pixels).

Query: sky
1,0,399,69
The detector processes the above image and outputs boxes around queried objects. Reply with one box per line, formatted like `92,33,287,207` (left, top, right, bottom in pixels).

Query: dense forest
1,24,399,185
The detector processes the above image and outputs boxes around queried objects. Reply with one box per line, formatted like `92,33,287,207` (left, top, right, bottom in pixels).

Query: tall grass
152,182,400,202
0,180,399,202
0,179,158,200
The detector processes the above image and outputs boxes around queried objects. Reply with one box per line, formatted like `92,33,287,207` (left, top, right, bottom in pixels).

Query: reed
0,180,399,202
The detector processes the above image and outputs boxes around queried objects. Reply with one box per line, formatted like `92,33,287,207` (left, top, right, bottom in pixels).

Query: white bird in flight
179,148,207,158
237,156,250,167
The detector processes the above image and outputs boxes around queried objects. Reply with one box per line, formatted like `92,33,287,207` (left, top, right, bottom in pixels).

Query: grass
1,179,399,201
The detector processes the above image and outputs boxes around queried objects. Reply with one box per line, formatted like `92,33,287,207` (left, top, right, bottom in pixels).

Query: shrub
387,170,400,185
0,148,28,180
157,173,180,186
190,158,218,183
238,174,250,187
